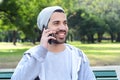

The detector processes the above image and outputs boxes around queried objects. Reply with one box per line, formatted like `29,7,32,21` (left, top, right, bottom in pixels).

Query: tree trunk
97,33,103,42
87,34,94,43
116,32,120,42
110,33,114,43
13,30,17,45
32,39,36,45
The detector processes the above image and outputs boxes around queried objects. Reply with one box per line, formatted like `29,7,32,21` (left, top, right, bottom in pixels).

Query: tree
0,0,19,45
0,0,49,44
68,9,98,43
74,0,120,42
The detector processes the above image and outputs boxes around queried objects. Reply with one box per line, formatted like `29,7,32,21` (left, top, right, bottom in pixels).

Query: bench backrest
0,70,118,80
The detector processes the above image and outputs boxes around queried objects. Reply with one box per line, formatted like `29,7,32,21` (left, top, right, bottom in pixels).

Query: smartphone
48,33,55,44
42,25,55,44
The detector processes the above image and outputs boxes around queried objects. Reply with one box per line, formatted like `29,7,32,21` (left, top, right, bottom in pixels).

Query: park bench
0,69,119,80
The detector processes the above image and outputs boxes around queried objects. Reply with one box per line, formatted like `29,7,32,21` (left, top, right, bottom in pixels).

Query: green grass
68,41,120,66
0,42,120,69
0,42,35,69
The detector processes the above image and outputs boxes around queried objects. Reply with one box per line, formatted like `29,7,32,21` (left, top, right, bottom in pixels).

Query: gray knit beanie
37,6,64,31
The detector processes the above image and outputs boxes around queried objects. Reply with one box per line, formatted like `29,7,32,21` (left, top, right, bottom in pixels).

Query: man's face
48,12,68,44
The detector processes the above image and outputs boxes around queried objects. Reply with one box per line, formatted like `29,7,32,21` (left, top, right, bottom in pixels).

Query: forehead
49,12,67,21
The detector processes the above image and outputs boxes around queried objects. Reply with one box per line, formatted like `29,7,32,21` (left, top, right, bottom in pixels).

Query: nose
59,23,67,30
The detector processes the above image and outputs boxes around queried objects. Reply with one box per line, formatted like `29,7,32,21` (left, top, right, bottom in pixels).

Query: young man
11,6,96,80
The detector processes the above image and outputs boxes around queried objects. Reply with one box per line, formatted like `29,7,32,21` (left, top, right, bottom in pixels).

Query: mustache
56,30,66,34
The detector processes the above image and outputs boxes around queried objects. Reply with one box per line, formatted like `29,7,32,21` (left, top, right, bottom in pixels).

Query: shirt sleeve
11,45,48,80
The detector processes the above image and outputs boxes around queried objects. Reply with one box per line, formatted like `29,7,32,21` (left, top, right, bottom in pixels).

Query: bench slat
0,72,13,79
93,70,117,78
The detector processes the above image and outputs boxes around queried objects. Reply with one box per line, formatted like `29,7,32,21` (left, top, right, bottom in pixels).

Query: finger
43,29,51,33
42,29,51,36
44,30,56,37
48,36,56,40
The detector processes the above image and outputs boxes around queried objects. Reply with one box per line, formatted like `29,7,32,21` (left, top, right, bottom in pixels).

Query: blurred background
0,0,120,69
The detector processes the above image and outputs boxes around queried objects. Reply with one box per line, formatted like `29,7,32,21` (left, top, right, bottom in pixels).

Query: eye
53,21,59,25
63,21,67,25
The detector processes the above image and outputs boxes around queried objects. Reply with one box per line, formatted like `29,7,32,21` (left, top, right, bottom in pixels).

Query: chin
54,39,66,44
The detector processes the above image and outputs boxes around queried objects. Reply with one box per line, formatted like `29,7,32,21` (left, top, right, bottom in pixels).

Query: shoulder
24,45,40,54
65,43,88,62
65,43,83,54
24,45,47,55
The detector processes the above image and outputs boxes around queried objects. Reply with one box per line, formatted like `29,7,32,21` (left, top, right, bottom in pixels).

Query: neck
48,43,65,53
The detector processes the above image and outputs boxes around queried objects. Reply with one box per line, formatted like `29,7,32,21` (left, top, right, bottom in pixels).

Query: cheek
47,22,53,29
66,26,69,32
47,24,57,30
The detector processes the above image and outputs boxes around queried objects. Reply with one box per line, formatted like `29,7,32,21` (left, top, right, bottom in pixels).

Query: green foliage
68,8,107,43
68,0,120,43
0,0,120,43
19,31,26,39
0,0,49,43
0,0,19,27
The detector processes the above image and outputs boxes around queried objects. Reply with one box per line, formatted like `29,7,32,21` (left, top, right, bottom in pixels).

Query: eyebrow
52,19,67,22
52,21,60,24
52,20,67,23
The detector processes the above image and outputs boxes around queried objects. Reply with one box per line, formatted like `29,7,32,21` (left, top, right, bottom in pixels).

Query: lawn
68,41,120,66
0,42,120,69
0,42,34,69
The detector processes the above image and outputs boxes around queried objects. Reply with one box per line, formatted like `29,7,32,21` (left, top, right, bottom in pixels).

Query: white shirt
44,48,72,80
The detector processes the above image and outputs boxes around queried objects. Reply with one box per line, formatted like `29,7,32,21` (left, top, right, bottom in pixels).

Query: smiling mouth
56,30,66,35
56,30,66,38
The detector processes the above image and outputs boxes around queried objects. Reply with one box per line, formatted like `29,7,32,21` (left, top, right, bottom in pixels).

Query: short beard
50,39,65,44
49,30,67,44
54,39,65,44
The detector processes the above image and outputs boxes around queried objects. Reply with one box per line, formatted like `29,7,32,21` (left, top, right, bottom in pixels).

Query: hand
40,28,56,49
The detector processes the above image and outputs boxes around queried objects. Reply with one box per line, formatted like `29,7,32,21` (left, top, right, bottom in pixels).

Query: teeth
59,33,64,35
57,31,66,37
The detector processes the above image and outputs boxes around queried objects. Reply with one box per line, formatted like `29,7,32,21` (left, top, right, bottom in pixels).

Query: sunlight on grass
68,41,120,66
84,50,120,53
88,54,120,66
0,41,120,68
0,42,35,49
